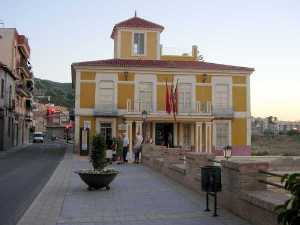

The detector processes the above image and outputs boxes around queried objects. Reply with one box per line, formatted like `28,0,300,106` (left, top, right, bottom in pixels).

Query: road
0,143,66,225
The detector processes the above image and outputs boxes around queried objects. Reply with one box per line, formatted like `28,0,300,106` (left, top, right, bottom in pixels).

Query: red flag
165,81,171,114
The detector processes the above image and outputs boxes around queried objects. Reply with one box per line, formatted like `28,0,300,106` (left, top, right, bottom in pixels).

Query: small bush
275,173,300,225
90,134,107,170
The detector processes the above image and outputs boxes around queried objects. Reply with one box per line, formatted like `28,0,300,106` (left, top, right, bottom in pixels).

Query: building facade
0,28,34,150
72,16,254,158
0,63,17,150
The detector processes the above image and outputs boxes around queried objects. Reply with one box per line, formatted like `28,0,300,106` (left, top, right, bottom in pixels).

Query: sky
1,0,300,120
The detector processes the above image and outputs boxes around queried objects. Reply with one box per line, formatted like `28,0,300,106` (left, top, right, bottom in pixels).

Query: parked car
33,132,44,143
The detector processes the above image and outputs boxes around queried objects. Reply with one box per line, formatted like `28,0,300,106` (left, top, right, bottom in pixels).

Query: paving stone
17,146,252,225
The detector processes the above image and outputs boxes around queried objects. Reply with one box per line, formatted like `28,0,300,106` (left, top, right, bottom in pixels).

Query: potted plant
275,173,300,225
75,134,119,190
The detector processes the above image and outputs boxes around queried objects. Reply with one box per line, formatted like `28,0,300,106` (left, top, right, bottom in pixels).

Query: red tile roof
111,16,164,38
72,59,254,72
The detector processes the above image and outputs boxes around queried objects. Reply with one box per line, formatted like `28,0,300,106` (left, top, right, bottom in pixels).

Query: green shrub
275,173,300,225
90,134,107,170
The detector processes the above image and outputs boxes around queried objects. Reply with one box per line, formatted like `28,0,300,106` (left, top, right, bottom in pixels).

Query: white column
173,123,178,146
205,122,212,153
191,123,194,146
179,123,183,146
135,120,143,135
152,122,156,144
195,122,202,152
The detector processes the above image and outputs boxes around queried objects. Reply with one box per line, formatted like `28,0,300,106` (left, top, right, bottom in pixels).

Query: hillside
33,78,74,109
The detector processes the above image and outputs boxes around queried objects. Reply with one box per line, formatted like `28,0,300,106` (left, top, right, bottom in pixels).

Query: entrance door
155,123,173,147
99,122,112,147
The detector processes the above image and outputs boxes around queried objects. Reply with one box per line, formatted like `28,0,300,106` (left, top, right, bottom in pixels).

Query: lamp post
141,110,148,142
223,145,232,160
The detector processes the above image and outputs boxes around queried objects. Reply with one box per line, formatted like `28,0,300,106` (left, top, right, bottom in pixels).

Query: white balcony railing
126,99,211,115
94,103,118,115
212,106,234,117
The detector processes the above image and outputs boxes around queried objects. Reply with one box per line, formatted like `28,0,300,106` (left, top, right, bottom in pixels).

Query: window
178,83,192,113
100,123,112,145
0,79,4,98
133,33,145,55
98,81,114,112
214,84,229,110
183,124,191,146
9,85,12,107
138,82,152,112
216,122,229,148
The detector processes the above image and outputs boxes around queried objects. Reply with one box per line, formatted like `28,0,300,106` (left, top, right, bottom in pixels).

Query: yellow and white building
71,16,254,157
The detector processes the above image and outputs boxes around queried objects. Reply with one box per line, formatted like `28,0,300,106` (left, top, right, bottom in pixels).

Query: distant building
251,116,300,135
0,28,34,151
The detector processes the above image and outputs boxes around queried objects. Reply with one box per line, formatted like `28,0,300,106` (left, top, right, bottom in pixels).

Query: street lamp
141,110,148,142
223,145,232,160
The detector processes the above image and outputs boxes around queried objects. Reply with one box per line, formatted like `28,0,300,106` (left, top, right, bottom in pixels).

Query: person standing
134,132,143,163
122,133,129,163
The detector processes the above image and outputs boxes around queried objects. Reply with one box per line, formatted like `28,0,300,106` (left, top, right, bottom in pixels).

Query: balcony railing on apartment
18,58,33,78
94,103,118,116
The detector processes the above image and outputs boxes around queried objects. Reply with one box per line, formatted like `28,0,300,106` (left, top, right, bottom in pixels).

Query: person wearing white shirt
134,132,143,163
122,134,129,163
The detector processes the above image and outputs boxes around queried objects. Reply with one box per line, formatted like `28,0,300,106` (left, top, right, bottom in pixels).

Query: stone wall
142,144,290,225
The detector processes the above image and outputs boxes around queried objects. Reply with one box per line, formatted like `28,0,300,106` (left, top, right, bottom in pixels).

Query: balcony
94,103,118,116
126,99,212,115
18,58,33,78
212,106,234,118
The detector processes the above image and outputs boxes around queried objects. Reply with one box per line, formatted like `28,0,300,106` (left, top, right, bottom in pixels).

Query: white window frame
213,120,231,149
96,117,117,137
138,82,153,112
212,76,232,111
132,32,146,56
174,75,196,113
178,83,192,113
134,74,156,112
95,73,117,111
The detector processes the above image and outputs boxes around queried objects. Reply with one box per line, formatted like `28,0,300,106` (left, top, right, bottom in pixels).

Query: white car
33,132,44,143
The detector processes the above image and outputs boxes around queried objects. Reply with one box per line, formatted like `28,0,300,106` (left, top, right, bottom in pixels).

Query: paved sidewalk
18,150,251,225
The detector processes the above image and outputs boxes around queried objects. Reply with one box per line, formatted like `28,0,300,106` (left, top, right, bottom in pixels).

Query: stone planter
75,169,119,190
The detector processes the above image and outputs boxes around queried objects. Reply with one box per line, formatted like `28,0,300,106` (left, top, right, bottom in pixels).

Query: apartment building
0,28,34,150
71,16,254,158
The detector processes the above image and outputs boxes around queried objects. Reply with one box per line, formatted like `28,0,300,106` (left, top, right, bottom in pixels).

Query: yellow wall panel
157,74,173,82
117,84,134,109
157,85,166,111
80,83,95,108
79,116,96,137
120,31,132,58
196,86,212,102
80,71,96,80
233,86,247,112
232,118,247,145
146,32,157,59
118,72,135,81
196,74,211,83
232,76,246,84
